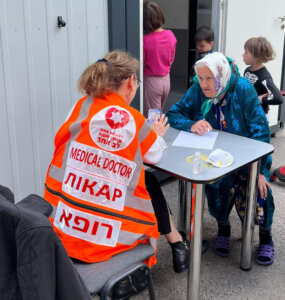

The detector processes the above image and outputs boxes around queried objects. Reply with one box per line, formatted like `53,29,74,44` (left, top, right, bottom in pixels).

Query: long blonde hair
78,51,139,98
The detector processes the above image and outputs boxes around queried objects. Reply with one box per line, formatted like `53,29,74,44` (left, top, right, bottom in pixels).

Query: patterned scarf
194,52,232,118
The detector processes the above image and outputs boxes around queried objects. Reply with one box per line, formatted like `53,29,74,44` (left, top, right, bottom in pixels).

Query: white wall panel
23,0,55,200
224,0,285,127
225,0,285,87
86,0,109,63
0,0,108,201
0,36,13,190
67,0,90,104
46,0,72,131
0,0,37,199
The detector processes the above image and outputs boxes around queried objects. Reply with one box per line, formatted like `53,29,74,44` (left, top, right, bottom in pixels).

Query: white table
147,127,274,300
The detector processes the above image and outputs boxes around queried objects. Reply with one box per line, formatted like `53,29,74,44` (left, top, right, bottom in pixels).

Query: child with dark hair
243,37,283,115
195,26,214,56
189,26,215,85
143,1,177,117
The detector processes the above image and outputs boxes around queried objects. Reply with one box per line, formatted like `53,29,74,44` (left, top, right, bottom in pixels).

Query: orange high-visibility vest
44,92,159,266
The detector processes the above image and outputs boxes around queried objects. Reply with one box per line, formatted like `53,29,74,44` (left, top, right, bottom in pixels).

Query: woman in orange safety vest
44,51,190,298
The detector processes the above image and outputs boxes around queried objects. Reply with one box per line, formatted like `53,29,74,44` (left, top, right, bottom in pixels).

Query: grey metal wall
0,0,109,201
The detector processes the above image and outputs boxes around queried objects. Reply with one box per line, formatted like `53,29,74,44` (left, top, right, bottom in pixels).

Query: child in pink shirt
143,1,177,117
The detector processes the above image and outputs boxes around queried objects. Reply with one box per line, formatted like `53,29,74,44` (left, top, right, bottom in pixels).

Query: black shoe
170,238,189,273
170,232,210,273
179,231,210,255
111,268,148,300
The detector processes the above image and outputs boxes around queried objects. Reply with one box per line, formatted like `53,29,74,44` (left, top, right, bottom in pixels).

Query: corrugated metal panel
0,0,108,201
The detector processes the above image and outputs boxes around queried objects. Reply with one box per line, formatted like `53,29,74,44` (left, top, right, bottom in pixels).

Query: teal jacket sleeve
166,84,203,132
236,78,271,175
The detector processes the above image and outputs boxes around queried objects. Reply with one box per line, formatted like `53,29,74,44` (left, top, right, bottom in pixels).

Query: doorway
146,0,213,112
148,0,191,112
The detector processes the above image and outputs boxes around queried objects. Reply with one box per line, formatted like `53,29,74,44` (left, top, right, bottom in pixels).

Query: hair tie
96,58,111,66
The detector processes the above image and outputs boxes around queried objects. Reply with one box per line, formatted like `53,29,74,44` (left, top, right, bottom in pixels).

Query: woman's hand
151,114,169,137
258,174,270,199
258,93,269,103
190,120,212,135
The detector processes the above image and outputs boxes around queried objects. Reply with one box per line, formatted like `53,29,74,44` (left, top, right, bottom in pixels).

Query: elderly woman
166,52,275,265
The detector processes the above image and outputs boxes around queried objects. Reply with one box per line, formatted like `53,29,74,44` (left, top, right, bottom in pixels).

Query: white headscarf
194,52,231,98
194,52,232,117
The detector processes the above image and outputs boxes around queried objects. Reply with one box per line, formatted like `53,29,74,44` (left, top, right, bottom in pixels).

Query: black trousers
145,171,171,235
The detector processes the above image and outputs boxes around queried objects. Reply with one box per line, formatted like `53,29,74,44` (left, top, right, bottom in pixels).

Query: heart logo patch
105,107,130,129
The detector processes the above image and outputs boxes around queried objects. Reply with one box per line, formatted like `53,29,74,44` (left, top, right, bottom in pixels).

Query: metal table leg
177,179,188,233
240,160,260,270
187,183,205,300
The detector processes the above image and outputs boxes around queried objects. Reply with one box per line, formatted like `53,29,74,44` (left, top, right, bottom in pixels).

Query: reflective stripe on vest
45,183,155,226
48,163,154,214
138,119,152,143
61,97,94,168
49,201,147,247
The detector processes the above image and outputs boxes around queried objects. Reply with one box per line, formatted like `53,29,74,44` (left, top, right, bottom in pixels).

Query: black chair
74,243,156,299
0,186,156,300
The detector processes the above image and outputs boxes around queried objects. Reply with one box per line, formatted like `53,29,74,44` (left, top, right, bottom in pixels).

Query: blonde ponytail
78,51,139,98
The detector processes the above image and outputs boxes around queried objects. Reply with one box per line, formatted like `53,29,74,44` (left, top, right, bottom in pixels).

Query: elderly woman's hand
258,174,270,199
190,120,212,135
151,114,170,137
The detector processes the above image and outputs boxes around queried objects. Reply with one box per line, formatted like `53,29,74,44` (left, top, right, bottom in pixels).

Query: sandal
213,236,230,257
256,243,275,266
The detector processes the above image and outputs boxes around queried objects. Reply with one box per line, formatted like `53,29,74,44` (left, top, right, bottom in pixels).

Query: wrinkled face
196,40,213,53
242,49,256,65
196,65,216,98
